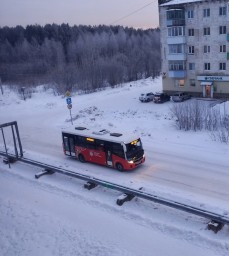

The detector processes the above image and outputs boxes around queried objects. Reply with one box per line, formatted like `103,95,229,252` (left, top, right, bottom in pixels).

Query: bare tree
171,100,229,143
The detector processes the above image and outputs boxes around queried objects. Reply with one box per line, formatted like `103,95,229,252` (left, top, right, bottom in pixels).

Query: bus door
63,134,76,157
106,150,113,167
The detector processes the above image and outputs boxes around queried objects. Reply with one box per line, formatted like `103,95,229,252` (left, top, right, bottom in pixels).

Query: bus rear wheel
116,163,124,172
78,154,85,163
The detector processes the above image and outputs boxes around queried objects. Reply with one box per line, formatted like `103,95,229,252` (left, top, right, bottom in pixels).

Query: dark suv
171,92,191,102
153,92,170,103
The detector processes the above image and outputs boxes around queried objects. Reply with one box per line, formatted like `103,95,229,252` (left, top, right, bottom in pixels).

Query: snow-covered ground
0,77,229,255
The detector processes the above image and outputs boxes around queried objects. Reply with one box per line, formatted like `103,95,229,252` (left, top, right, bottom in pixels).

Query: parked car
139,92,154,102
153,92,170,103
171,92,191,102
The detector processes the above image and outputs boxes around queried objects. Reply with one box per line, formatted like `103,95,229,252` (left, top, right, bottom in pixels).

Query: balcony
166,19,185,27
166,9,185,27
167,36,186,44
168,70,187,78
167,53,186,61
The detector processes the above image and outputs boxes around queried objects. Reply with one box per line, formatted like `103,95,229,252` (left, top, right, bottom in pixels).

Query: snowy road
1,163,228,256
22,139,229,216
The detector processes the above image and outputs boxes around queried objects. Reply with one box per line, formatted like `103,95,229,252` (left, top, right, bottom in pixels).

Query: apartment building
159,0,229,98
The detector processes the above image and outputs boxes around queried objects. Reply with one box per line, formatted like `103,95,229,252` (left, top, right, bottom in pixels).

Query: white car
139,92,154,102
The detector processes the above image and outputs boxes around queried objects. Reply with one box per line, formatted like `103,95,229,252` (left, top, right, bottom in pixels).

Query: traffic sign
67,104,72,109
65,91,73,125
66,97,72,105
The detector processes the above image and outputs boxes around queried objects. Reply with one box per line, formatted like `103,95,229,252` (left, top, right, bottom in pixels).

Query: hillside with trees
0,24,160,93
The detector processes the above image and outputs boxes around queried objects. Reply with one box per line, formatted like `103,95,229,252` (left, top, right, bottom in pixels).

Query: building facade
159,0,229,98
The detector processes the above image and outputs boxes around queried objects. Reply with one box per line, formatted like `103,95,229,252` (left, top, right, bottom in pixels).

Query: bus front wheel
78,154,85,163
116,163,124,172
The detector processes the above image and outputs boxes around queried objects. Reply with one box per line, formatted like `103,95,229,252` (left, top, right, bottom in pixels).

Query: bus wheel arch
116,162,124,172
78,154,86,163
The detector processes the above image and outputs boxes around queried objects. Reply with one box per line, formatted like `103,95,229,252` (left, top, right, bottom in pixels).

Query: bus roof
62,127,140,144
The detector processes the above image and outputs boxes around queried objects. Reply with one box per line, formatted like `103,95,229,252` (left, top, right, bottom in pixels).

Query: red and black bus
62,127,145,171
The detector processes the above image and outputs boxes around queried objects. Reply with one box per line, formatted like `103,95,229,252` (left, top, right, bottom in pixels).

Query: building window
189,63,195,70
219,26,226,34
179,80,185,87
220,45,226,52
169,61,186,71
204,63,211,70
176,80,185,87
219,62,226,70
204,27,210,35
204,45,210,53
203,8,210,17
187,10,194,18
188,46,194,54
188,28,194,36
168,26,185,36
167,9,185,20
219,6,227,16
166,9,185,26
190,79,196,86
168,44,184,54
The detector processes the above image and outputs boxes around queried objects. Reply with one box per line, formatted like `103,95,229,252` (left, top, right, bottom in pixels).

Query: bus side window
75,135,79,145
95,139,105,151
112,143,125,158
85,137,96,149
75,136,86,147
104,141,112,152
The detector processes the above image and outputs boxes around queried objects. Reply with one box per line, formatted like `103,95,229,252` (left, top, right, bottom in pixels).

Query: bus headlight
128,160,134,164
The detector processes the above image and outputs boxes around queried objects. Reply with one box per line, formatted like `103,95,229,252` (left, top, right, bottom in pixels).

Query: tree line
0,24,160,94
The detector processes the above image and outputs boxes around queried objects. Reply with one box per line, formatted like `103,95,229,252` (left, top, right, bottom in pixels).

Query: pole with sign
65,91,73,125
0,77,3,95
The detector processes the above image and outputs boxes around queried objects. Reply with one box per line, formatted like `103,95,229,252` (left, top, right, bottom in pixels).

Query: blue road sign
66,97,72,105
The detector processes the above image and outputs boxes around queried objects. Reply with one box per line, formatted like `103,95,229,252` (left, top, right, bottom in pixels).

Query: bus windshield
125,139,143,159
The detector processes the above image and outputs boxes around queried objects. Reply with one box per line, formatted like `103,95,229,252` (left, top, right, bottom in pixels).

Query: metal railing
0,150,229,226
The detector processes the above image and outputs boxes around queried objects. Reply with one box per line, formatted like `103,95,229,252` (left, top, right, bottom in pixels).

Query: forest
0,24,160,94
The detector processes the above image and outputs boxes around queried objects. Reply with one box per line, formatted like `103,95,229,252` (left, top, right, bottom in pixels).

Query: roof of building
160,0,203,6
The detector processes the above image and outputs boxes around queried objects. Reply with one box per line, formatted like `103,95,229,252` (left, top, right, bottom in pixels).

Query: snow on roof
160,0,203,6
62,127,140,144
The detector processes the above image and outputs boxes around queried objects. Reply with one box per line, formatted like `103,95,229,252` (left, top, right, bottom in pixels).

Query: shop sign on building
197,76,229,82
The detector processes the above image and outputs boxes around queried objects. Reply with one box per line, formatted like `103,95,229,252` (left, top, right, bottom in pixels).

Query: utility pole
0,77,3,95
21,87,26,100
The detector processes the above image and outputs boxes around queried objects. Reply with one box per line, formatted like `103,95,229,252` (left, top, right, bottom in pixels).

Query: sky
0,77,229,255
0,0,159,29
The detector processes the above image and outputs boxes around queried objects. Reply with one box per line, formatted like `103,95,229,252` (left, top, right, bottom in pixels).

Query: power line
110,1,155,25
